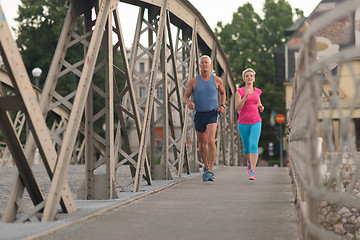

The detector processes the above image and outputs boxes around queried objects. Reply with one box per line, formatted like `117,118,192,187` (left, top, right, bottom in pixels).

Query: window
139,62,145,73
139,86,145,98
157,86,163,99
157,106,163,120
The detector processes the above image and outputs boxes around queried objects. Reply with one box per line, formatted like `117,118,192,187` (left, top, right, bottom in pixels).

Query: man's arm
215,76,226,113
183,77,196,110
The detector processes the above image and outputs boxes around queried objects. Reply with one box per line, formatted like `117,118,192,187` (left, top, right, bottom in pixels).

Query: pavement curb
23,172,202,240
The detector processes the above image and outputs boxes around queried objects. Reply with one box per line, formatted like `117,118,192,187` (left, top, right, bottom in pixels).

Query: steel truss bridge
0,0,240,223
2,1,360,239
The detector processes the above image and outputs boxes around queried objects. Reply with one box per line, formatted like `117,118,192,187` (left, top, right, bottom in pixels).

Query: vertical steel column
176,27,193,177
148,8,157,179
42,0,114,221
164,13,189,177
104,9,116,198
189,21,200,173
133,0,168,191
84,4,95,200
224,73,231,166
228,77,236,166
160,27,170,180
211,48,220,166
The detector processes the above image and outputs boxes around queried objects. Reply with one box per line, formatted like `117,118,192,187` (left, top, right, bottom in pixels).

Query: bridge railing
287,0,360,239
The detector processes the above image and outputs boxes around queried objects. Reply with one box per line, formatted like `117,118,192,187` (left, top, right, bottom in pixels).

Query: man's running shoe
202,167,209,181
249,170,256,180
247,161,251,174
207,170,215,182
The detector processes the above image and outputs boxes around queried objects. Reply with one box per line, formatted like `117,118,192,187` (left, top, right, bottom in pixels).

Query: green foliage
14,0,127,141
215,3,263,84
15,0,72,87
215,0,302,158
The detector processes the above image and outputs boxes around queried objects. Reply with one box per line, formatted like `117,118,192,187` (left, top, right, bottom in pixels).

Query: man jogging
183,55,226,181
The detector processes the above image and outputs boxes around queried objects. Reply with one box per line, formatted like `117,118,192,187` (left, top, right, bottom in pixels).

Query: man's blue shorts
194,109,219,133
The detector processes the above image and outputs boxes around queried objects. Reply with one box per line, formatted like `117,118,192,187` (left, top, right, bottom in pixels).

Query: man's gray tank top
193,74,218,112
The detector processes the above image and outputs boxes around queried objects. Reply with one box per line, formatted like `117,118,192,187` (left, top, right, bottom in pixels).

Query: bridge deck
1,166,299,240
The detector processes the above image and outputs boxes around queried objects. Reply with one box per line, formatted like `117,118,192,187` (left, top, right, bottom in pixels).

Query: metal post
280,123,283,167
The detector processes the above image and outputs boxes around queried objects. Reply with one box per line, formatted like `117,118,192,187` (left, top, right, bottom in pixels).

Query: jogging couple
183,55,264,181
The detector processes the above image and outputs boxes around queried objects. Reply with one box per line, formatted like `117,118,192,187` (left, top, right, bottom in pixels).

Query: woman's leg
249,122,262,171
238,123,251,170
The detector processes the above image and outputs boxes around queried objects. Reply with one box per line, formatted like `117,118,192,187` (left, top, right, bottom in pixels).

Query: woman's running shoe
249,170,256,180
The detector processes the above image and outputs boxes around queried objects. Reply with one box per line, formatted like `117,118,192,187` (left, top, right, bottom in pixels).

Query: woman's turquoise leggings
238,122,262,154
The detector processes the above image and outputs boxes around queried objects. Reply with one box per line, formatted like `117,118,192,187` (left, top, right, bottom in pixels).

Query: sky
0,0,321,47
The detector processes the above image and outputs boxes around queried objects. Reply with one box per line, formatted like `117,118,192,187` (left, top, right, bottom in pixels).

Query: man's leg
197,130,210,181
196,131,208,168
205,123,218,170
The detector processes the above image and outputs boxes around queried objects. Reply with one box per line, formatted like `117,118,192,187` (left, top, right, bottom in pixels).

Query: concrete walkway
35,166,299,240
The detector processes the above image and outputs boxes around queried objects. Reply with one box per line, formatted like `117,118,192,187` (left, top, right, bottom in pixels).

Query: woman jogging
235,68,264,180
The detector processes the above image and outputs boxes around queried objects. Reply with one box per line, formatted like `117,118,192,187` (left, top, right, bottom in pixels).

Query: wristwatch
220,104,225,108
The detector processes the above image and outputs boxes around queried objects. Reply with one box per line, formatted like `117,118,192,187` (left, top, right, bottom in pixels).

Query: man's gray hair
200,55,212,62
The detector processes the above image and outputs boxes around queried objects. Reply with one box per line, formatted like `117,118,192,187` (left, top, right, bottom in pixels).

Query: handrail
287,0,360,239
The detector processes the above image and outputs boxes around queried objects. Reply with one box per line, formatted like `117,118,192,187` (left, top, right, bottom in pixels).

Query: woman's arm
235,90,249,112
258,98,264,112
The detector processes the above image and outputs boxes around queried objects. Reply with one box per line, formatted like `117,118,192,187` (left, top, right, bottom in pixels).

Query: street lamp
32,67,42,88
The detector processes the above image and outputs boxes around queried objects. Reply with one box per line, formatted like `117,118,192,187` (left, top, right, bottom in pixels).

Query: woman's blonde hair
242,68,256,79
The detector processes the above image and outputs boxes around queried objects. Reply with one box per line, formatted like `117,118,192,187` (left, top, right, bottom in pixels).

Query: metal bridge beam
0,4,77,223
0,0,237,222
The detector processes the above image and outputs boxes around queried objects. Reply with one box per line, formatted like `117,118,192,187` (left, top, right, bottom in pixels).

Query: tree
215,0,303,160
261,0,294,81
15,0,73,88
215,3,263,84
15,0,126,88
14,0,127,141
